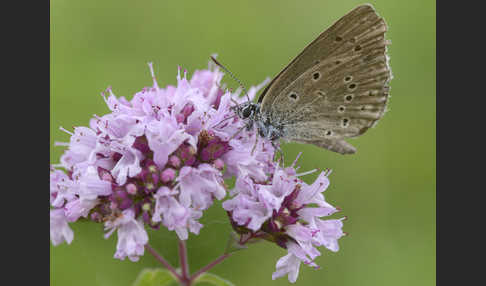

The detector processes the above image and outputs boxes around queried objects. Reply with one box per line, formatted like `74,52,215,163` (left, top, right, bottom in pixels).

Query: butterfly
213,4,392,155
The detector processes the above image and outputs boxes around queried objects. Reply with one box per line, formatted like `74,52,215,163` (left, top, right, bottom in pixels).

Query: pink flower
312,218,345,252
145,116,194,169
224,156,345,283
110,142,144,186
64,197,99,222
50,59,345,282
50,209,74,246
104,209,149,262
178,164,226,210
222,176,273,231
50,169,76,208
271,251,301,283
78,166,113,199
222,137,271,182
51,59,271,260
57,126,98,169
189,68,224,106
152,186,191,239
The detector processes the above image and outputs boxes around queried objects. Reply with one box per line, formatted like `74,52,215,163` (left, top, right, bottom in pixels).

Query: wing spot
326,130,332,136
344,76,353,83
288,92,299,101
338,106,345,113
335,60,342,65
312,72,321,81
354,45,362,52
360,106,366,111
335,36,343,42
345,95,354,102
342,118,350,127
348,83,357,90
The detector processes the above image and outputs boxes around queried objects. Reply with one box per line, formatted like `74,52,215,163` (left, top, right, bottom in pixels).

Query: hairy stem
189,253,233,282
145,244,183,281
178,240,190,284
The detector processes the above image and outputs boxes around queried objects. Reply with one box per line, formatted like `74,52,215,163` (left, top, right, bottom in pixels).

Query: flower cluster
223,155,346,282
50,60,345,282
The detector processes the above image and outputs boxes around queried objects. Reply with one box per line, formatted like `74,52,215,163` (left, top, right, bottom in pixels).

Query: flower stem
178,240,190,282
189,253,233,282
145,244,183,281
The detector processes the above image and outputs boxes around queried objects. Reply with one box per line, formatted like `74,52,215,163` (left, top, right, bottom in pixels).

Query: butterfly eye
242,107,252,118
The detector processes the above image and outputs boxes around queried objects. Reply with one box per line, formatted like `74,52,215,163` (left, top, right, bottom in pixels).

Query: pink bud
169,155,181,168
126,183,137,195
161,168,176,183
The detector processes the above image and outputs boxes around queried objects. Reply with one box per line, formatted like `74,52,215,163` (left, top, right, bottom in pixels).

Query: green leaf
194,272,235,286
132,268,178,286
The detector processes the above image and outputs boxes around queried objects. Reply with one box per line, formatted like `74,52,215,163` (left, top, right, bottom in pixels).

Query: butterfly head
233,101,259,120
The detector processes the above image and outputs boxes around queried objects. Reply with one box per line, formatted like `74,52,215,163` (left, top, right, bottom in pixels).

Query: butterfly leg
251,133,259,155
271,140,284,167
212,114,238,129
230,125,247,140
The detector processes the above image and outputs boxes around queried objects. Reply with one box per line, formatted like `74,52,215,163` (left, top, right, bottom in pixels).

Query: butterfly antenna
210,56,251,102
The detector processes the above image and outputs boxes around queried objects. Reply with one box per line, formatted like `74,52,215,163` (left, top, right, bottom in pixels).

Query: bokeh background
50,0,435,285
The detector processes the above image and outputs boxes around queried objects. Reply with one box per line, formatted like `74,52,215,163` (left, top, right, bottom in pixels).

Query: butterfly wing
259,4,391,154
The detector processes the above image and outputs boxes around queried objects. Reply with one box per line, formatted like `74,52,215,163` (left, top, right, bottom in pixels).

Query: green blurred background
50,0,435,285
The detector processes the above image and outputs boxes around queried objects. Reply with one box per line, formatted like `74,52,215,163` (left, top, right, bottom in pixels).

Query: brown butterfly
214,4,392,155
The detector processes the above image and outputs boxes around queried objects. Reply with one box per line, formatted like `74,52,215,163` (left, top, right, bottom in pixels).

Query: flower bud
126,183,138,195
169,155,181,168
161,168,176,183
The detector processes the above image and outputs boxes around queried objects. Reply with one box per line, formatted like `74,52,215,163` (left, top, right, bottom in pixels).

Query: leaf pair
133,269,234,286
